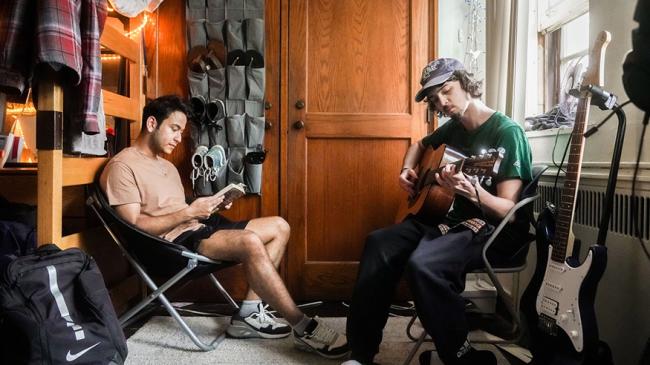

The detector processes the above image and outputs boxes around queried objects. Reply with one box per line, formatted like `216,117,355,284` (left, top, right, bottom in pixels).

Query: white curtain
485,0,517,116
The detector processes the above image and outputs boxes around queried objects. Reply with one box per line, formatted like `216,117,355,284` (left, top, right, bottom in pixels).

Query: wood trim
285,0,307,296
305,118,413,139
128,14,146,139
36,77,63,247
410,0,429,143
37,150,62,246
60,227,105,250
279,0,290,281
103,90,140,121
100,21,139,63
62,157,107,186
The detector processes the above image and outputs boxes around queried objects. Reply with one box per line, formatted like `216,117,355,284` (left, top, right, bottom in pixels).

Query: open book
212,183,246,213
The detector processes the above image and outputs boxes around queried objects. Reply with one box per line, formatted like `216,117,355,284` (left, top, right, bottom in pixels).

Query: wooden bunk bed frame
37,20,144,249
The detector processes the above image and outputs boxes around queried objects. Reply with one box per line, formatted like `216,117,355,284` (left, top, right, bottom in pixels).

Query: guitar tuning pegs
485,177,492,186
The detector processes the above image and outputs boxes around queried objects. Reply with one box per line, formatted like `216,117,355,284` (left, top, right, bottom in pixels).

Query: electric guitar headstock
582,31,612,92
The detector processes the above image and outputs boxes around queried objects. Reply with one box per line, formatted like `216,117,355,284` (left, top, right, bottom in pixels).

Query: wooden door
286,0,430,300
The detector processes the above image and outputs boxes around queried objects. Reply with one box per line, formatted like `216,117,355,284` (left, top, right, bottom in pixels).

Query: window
543,12,589,112
524,0,589,131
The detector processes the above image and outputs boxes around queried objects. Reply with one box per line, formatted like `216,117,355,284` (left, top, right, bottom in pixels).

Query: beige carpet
126,316,510,365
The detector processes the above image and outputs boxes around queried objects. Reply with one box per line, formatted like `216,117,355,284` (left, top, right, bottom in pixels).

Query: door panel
305,1,411,114
306,139,410,262
287,0,429,300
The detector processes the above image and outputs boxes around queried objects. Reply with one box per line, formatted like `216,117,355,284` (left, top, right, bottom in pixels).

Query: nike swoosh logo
66,342,101,362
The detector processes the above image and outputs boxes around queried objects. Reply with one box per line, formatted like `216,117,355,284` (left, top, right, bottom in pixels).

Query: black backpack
0,244,128,364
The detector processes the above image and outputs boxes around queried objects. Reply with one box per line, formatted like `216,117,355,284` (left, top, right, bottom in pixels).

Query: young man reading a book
344,58,533,365
100,95,348,359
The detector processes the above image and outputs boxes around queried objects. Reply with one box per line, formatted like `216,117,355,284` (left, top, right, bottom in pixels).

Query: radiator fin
535,184,650,240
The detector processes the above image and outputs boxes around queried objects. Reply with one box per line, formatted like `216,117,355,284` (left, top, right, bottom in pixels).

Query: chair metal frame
402,165,548,365
87,183,239,351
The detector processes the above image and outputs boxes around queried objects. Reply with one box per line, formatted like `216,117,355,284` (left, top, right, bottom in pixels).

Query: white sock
238,300,262,317
293,314,313,335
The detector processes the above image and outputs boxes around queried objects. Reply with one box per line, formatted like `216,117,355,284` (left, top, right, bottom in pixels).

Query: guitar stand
584,85,626,246
580,86,626,365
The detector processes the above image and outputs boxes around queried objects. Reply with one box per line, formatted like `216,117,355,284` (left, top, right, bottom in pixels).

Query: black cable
630,112,650,261
552,129,572,206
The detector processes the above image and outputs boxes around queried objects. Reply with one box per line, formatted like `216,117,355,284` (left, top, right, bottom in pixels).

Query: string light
101,54,122,62
100,13,150,62
125,14,149,38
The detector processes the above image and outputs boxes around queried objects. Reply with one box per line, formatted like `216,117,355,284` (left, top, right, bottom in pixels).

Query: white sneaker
226,303,291,339
293,316,349,359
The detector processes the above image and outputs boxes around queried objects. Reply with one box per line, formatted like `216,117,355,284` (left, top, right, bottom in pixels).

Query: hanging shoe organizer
186,0,266,196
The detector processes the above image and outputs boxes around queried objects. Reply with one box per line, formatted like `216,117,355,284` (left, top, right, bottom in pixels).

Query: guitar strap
437,218,488,236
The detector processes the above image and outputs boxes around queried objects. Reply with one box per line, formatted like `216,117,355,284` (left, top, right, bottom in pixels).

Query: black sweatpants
346,217,493,364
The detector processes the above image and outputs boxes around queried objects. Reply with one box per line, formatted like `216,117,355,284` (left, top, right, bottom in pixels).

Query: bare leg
240,216,290,301
245,216,290,268
197,229,304,325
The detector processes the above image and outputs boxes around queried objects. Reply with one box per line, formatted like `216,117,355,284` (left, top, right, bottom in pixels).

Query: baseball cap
415,58,465,102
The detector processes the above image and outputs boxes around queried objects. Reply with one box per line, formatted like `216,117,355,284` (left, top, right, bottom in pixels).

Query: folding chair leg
118,258,226,351
156,292,224,351
208,273,239,310
119,260,196,326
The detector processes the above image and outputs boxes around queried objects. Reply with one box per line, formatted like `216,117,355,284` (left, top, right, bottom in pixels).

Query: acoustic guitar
394,144,503,223
521,31,612,365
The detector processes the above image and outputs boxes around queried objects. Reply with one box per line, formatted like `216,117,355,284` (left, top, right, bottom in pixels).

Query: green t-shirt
421,112,533,225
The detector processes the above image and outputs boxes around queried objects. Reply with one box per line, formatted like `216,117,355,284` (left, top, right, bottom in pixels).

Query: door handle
293,120,305,129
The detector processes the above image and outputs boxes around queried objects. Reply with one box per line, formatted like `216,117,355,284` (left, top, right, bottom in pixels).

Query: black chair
402,165,548,364
86,182,239,351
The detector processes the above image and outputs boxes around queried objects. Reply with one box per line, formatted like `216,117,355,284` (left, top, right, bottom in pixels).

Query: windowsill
525,127,573,138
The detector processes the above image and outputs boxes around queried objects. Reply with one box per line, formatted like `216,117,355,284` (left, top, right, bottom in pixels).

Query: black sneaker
293,317,349,359
226,303,291,339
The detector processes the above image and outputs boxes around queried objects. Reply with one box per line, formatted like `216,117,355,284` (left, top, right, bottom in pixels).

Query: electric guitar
394,144,502,223
521,31,612,365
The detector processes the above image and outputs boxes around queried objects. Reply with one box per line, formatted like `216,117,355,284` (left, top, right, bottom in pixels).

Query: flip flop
188,45,209,73
244,50,264,68
227,49,248,66
207,39,227,67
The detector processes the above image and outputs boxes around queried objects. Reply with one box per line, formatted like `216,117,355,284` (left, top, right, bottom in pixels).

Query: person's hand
188,195,225,219
399,168,418,197
223,202,233,210
434,164,477,201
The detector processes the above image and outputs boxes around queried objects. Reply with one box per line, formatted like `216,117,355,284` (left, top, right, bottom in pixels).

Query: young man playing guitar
344,58,533,365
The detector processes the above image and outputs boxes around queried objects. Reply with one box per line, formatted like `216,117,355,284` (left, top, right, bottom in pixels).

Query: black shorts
172,214,249,252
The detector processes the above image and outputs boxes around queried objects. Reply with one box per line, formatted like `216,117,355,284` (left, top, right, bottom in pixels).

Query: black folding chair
86,182,239,351
402,165,548,364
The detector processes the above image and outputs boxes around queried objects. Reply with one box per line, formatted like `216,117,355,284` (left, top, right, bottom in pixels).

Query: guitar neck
552,96,591,263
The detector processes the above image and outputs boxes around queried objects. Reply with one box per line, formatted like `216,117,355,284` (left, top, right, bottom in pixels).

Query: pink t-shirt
100,147,202,241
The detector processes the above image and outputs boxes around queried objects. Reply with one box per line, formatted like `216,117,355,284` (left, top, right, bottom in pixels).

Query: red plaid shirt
0,0,107,134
